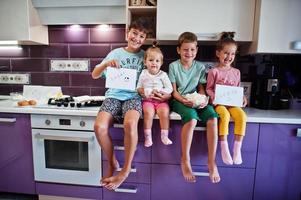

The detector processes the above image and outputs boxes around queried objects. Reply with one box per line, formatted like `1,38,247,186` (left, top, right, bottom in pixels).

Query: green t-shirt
168,59,206,95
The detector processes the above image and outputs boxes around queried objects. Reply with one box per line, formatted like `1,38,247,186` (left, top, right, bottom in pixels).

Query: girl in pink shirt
206,32,247,165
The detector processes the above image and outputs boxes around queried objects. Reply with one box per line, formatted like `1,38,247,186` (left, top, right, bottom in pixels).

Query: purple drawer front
151,164,254,200
103,183,150,200
109,122,144,142
152,121,259,168
102,161,151,184
102,140,151,163
36,182,102,199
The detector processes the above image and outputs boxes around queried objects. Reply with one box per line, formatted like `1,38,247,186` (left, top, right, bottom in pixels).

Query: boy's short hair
178,32,198,47
129,18,151,35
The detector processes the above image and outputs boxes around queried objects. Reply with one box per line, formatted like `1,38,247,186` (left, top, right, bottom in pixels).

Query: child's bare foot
208,163,220,183
103,171,129,190
100,159,119,186
181,159,196,182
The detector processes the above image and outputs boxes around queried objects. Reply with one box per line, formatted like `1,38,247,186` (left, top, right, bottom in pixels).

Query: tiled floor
0,193,38,200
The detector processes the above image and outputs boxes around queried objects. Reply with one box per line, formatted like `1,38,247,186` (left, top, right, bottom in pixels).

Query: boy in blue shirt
92,18,166,190
169,32,220,183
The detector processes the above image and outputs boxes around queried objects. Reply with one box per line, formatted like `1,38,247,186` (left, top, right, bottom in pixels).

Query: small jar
10,92,23,101
130,0,146,6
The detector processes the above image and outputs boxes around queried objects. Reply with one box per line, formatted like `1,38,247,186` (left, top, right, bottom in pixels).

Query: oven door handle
35,133,94,142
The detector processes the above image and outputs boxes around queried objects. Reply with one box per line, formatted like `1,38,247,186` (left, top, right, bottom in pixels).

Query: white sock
161,129,172,145
220,140,233,165
144,129,153,147
233,141,243,165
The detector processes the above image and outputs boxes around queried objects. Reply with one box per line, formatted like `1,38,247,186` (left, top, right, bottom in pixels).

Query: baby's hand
152,90,163,97
106,59,120,68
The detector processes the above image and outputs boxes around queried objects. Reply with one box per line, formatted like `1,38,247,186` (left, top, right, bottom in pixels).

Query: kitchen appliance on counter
31,114,101,186
251,64,281,109
33,95,105,110
47,95,104,108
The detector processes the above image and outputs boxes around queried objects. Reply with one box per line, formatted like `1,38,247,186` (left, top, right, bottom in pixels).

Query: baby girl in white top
137,42,173,147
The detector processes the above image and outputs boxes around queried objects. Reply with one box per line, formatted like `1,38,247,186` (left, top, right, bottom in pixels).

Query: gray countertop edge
0,99,300,124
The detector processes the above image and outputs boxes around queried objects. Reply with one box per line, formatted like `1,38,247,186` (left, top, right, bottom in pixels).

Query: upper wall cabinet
156,0,255,41
243,0,301,54
0,0,48,45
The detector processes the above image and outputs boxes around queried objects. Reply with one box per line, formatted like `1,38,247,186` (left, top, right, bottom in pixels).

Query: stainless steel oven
31,114,101,186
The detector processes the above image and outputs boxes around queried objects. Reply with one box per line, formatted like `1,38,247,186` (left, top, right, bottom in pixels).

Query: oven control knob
80,121,86,127
45,119,51,125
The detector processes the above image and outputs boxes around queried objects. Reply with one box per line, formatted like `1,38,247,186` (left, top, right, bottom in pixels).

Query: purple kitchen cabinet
102,161,151,184
152,120,259,168
102,140,151,163
103,183,150,200
36,182,102,199
151,164,254,200
254,123,301,200
0,113,35,194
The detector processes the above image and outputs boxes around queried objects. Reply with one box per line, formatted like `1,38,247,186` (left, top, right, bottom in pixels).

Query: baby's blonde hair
144,41,164,63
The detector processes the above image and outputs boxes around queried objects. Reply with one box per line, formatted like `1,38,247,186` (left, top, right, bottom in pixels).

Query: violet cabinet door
151,164,255,200
152,121,259,169
36,182,102,200
0,113,35,194
254,124,301,200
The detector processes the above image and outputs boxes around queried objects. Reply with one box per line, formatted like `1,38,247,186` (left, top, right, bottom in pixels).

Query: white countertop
0,98,300,124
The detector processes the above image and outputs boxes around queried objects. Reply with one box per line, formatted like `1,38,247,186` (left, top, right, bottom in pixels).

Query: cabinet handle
0,118,16,123
193,171,209,177
114,186,137,193
116,166,137,173
35,133,94,142
196,33,218,39
291,41,301,50
113,123,123,128
297,128,301,137
114,145,125,151
194,127,206,131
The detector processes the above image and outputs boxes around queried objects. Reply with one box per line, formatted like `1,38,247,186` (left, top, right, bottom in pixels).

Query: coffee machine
251,64,281,109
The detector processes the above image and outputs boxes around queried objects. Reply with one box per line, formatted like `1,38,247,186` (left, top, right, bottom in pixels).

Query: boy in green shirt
169,32,220,183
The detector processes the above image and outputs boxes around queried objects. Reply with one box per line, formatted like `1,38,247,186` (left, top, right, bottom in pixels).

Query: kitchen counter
0,98,300,124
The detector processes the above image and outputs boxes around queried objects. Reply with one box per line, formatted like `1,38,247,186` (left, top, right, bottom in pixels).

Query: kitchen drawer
102,140,151,163
152,121,259,168
36,182,102,200
109,121,144,142
102,161,151,184
151,164,254,200
103,183,150,200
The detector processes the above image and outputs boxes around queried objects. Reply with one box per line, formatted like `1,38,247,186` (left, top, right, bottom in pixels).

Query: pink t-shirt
206,67,241,103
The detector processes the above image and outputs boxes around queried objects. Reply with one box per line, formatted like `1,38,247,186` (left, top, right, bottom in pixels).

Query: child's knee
94,122,109,136
123,119,138,131
207,118,218,127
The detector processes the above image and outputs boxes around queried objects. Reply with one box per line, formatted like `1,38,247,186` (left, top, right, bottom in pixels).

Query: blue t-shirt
97,47,144,101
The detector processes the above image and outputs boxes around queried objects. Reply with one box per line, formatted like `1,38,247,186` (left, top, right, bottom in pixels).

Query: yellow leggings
215,105,247,136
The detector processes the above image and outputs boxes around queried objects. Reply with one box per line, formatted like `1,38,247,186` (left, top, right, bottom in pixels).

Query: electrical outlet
50,60,89,72
0,73,30,84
